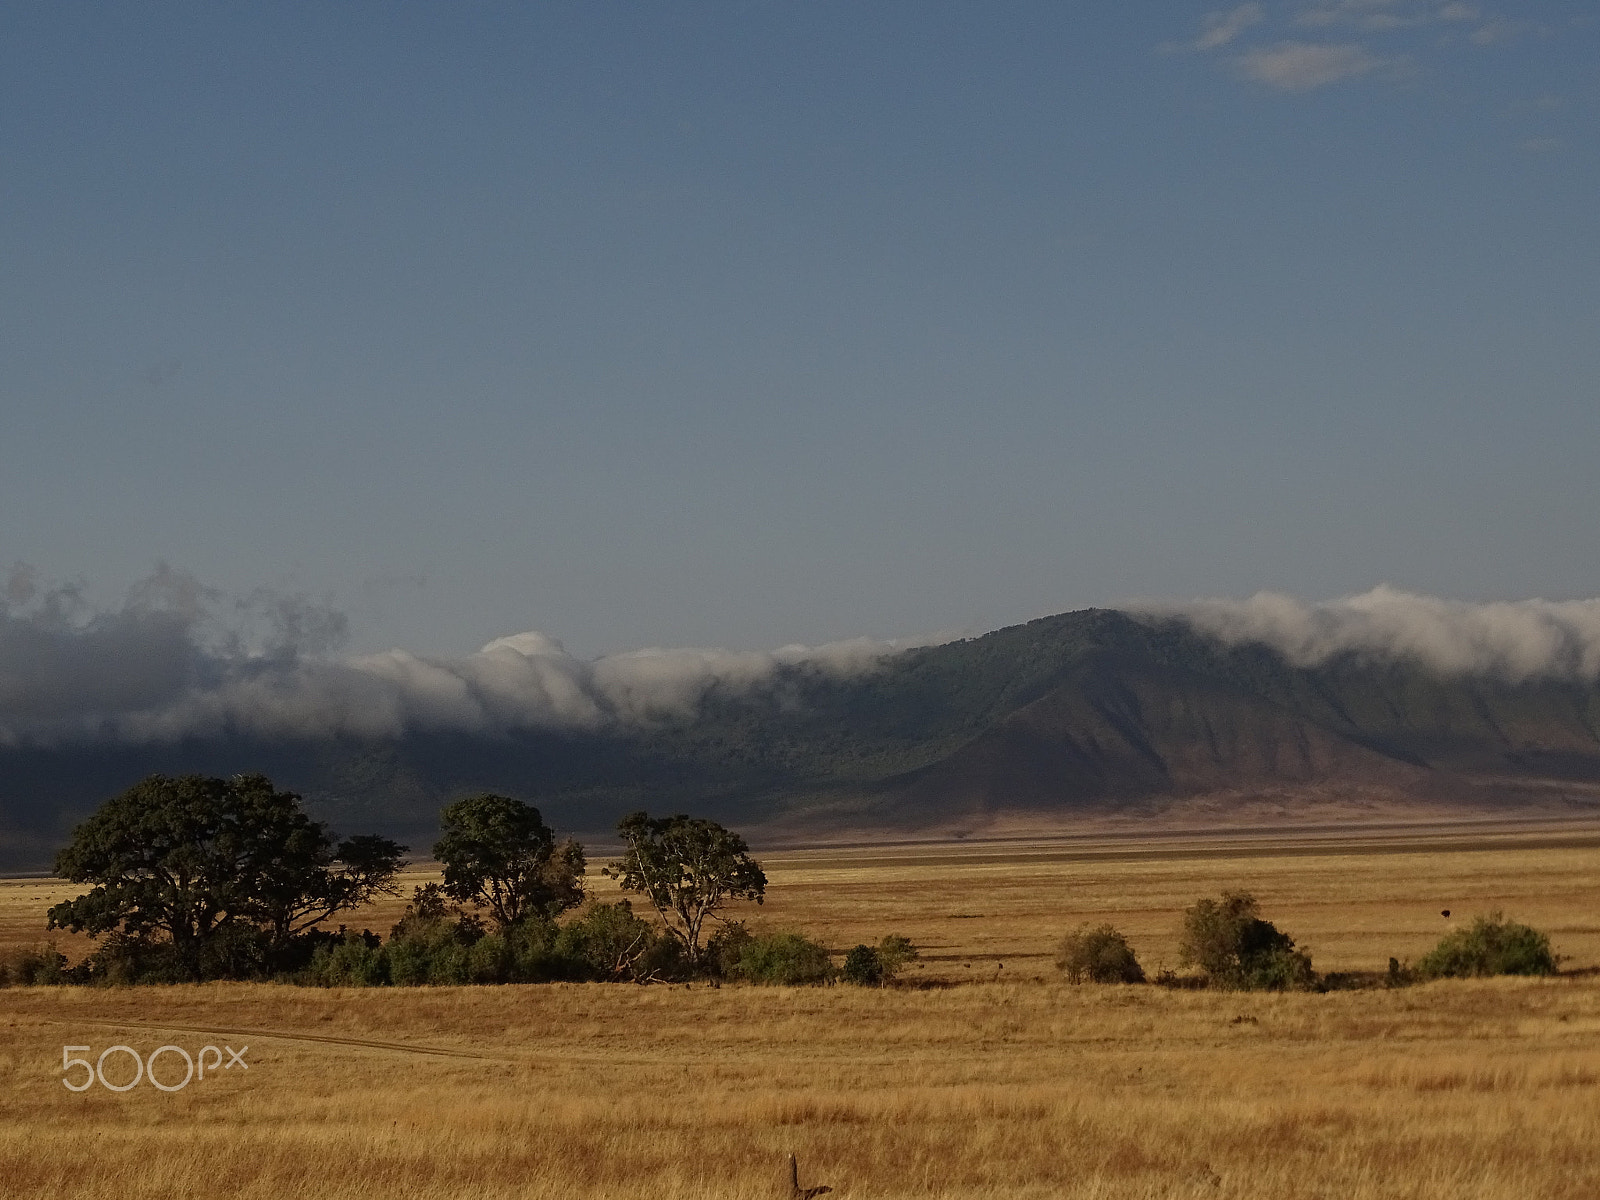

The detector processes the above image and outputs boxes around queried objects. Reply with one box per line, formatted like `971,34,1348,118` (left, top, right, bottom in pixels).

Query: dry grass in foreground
5,977,1600,1199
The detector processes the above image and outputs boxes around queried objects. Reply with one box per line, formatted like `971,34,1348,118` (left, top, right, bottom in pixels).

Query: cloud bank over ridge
1139,585,1600,681
0,565,942,747
9,567,1600,749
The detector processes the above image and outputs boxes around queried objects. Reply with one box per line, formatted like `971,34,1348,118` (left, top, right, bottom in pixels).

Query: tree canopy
432,793,585,928
49,773,405,980
607,811,766,965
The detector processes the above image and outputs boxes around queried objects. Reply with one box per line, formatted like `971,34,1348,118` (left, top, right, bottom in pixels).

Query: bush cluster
1415,913,1557,979
1057,925,1145,984
727,930,834,985
1178,892,1316,991
297,893,927,989
1052,900,1567,992
302,894,687,987
0,943,67,986
839,934,920,986
1054,894,1315,991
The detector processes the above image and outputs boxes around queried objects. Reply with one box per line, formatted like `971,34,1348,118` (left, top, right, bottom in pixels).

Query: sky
3,2,1597,662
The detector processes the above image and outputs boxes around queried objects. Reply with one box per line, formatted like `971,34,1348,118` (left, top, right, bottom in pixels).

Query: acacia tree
606,812,766,966
432,794,586,928
49,773,406,979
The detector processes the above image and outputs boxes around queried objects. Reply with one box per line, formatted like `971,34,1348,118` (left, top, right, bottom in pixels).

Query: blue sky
3,2,1596,659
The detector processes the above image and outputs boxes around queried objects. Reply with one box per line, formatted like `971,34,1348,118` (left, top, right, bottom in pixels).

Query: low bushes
42,883,917,989
726,930,834,985
1057,924,1145,984
841,944,883,985
0,943,67,986
299,891,868,988
302,894,688,987
22,873,1562,993
841,934,922,986
555,899,683,982
1416,913,1557,979
1178,892,1315,991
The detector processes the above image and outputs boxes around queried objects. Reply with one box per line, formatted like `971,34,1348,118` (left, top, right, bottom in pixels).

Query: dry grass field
4,822,1600,1199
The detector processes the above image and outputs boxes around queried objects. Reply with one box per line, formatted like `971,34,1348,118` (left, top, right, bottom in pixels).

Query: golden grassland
3,828,1600,1199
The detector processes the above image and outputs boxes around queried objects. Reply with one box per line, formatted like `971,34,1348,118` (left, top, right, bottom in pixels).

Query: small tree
433,794,585,928
876,934,920,981
1057,924,1145,984
606,812,766,967
1417,913,1556,979
1179,891,1314,991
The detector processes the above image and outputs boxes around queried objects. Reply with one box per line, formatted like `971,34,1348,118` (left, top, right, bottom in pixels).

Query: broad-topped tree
49,773,405,979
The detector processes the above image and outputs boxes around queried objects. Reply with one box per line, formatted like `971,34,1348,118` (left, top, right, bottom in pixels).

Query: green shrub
1238,944,1316,991
841,944,884,985
556,901,681,982
1416,913,1556,979
0,943,67,986
829,934,921,986
730,931,833,985
705,921,755,980
876,934,920,980
503,916,566,981
1179,892,1315,991
386,927,468,985
303,931,389,987
1056,924,1145,984
382,886,492,985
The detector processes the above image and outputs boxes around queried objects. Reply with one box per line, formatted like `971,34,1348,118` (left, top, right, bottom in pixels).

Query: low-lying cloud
0,565,941,747
1140,585,1600,682
11,568,1600,749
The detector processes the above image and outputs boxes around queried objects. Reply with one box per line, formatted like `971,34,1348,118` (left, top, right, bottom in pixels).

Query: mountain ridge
4,607,1599,870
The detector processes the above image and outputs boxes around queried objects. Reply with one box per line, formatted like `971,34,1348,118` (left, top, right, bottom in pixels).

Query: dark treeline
13,773,918,988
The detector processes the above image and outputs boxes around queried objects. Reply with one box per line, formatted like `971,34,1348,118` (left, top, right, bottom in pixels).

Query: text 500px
62,1044,248,1092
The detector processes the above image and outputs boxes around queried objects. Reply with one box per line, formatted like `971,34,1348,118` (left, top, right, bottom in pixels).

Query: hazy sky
3,2,1596,659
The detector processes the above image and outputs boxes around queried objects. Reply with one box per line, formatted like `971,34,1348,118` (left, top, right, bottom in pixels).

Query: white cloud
1137,586,1600,682
1235,41,1389,89
1195,4,1266,50
0,565,952,746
